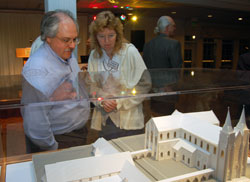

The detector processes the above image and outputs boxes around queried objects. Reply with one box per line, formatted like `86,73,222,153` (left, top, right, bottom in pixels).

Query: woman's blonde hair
89,11,126,58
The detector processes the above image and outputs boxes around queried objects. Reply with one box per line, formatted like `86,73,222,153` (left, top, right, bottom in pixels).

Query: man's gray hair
154,16,171,34
40,9,79,41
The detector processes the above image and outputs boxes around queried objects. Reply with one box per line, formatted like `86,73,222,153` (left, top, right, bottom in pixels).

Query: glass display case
0,68,250,182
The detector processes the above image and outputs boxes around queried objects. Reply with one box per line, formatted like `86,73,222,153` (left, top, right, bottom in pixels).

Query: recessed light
238,17,243,21
171,11,176,14
208,14,213,18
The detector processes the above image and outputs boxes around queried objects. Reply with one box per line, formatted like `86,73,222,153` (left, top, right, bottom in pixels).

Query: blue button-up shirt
21,43,90,151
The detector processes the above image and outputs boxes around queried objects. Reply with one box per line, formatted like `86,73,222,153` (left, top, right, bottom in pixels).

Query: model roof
150,110,222,145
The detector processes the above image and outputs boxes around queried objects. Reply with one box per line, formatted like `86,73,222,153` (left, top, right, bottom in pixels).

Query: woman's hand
101,99,117,113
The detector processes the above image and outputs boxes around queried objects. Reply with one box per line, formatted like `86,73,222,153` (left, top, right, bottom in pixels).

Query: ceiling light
208,14,213,18
191,71,195,76
171,11,176,14
131,15,137,22
108,0,118,3
238,17,243,21
120,15,126,21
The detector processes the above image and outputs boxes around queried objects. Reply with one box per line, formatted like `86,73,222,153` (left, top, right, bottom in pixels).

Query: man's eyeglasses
55,36,80,45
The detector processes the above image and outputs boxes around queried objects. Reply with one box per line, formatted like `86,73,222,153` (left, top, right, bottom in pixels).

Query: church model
145,108,249,182
44,108,250,182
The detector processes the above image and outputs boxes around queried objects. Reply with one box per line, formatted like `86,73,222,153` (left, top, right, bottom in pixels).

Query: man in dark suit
238,52,250,71
143,16,183,69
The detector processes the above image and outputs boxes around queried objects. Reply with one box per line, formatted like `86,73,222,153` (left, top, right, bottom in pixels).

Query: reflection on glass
21,72,90,153
0,68,250,158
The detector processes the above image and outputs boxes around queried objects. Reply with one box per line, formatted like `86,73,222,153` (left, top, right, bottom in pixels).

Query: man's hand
50,81,76,101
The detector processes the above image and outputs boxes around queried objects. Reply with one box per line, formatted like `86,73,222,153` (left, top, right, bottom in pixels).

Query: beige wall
0,11,250,75
0,12,42,76
0,12,88,76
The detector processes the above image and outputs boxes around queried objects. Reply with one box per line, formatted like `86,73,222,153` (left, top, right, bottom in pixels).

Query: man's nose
69,41,76,49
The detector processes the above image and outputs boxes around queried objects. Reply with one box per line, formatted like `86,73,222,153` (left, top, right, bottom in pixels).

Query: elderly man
143,16,183,69
21,10,90,153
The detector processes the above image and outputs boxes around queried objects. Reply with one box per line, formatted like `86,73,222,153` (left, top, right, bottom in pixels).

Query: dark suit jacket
143,33,183,69
238,52,250,71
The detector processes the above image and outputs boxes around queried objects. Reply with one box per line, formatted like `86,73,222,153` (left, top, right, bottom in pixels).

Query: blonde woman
88,11,151,140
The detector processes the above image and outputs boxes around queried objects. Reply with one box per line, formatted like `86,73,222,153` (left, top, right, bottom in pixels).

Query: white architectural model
44,108,249,182
45,152,151,182
145,108,249,182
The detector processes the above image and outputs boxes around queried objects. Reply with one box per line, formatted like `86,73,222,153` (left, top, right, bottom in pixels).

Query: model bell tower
232,107,249,178
215,107,249,181
216,108,235,181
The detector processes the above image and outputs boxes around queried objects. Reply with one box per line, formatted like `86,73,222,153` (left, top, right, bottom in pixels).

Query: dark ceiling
0,0,249,26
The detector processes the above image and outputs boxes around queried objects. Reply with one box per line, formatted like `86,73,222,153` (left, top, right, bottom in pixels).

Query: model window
188,158,190,164
195,138,197,144
151,131,153,142
201,176,206,181
184,133,186,139
200,141,203,148
174,152,176,158
160,133,163,140
214,147,217,154
203,164,206,169
161,152,163,157
221,150,224,157
182,155,185,160
174,131,176,138
197,161,200,167
189,135,191,142
167,133,170,139
193,178,198,182
168,151,170,156
207,144,209,151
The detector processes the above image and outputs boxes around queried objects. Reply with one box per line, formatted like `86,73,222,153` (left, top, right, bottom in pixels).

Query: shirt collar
44,42,72,65
158,33,168,38
102,48,119,63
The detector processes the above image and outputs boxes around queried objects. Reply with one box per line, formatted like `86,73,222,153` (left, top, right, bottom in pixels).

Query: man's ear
165,26,169,34
46,37,52,44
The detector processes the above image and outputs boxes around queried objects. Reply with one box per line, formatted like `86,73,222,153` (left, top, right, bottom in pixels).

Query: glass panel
0,68,250,160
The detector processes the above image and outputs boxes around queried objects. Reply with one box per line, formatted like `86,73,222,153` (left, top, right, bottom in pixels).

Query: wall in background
0,12,88,76
0,11,250,76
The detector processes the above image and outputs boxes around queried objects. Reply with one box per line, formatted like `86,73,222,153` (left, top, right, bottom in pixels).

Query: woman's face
97,28,117,55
